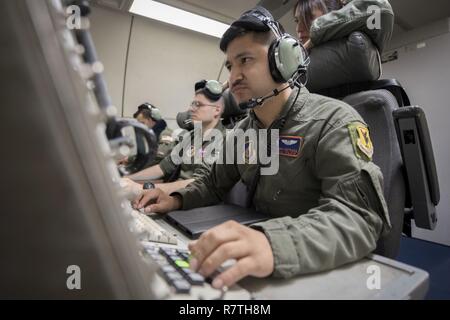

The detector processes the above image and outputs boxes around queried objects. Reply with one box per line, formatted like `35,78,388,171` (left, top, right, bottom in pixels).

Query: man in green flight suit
124,80,226,196
134,7,391,290
133,103,176,167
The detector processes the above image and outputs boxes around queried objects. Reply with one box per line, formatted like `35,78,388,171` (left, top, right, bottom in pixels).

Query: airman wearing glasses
122,80,226,197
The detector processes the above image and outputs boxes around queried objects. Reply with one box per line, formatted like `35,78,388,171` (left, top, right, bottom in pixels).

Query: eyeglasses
189,100,220,110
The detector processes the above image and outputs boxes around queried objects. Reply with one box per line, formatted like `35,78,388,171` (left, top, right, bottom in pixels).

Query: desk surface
239,254,429,299
154,216,429,300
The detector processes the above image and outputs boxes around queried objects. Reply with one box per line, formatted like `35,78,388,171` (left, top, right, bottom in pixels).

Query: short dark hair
294,0,343,30
133,104,155,120
133,108,153,120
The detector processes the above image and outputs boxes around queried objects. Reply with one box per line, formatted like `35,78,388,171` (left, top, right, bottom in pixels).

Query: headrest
309,0,394,54
221,89,247,125
306,32,381,93
176,110,193,131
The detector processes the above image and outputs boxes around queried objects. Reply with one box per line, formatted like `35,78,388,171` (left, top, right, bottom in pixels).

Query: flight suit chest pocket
265,156,309,205
277,153,308,186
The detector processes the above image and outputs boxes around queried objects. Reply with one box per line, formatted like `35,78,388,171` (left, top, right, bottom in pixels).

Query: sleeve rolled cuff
170,186,203,210
251,218,301,278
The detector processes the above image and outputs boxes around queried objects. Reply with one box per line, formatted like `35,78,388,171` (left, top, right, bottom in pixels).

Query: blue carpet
396,236,450,299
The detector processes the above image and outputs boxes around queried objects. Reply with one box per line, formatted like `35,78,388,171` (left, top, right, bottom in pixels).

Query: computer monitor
0,0,165,299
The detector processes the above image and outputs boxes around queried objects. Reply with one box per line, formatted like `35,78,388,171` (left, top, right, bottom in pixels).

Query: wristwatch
142,182,155,190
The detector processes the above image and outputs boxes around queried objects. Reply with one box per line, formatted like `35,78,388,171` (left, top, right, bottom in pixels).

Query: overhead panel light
130,0,229,38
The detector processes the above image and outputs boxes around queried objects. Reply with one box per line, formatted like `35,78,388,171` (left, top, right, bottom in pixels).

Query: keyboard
143,242,207,294
130,210,178,245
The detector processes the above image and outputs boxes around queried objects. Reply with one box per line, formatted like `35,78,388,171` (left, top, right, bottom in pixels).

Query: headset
246,9,310,86
194,79,224,102
135,103,162,121
235,8,310,109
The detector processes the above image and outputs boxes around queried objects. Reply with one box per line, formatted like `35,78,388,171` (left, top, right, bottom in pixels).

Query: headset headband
195,80,223,102
135,103,162,121
245,10,283,38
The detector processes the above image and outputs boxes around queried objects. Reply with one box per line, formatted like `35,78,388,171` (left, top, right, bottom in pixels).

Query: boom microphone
238,80,295,110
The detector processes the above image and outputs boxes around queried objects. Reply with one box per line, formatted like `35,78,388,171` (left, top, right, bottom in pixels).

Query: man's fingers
132,193,144,208
197,241,246,278
137,189,159,209
212,257,253,289
145,202,165,213
189,221,241,271
143,192,177,214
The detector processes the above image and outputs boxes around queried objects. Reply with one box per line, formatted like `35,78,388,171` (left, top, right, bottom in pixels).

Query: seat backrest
306,30,407,257
307,31,381,93
343,89,406,258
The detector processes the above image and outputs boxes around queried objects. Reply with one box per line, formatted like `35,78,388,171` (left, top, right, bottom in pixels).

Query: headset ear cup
295,42,309,86
276,36,306,83
268,40,285,83
205,80,223,101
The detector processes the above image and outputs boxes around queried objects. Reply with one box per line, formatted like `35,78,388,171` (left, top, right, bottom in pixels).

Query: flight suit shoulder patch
347,122,374,161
